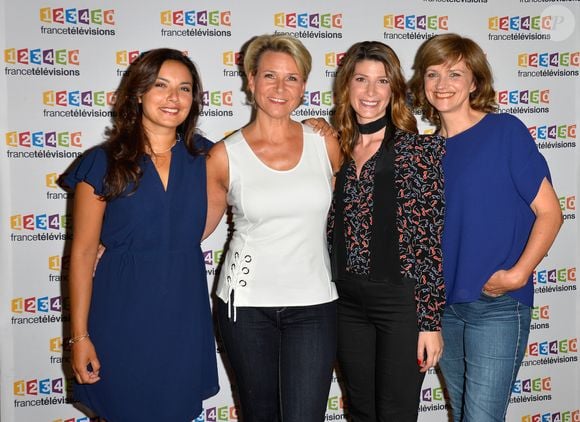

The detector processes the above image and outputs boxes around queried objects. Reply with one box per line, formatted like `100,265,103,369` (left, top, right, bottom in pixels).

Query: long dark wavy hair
332,41,418,158
102,48,204,200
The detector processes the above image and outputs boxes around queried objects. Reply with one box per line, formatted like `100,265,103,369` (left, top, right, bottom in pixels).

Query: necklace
357,114,389,135
151,140,176,155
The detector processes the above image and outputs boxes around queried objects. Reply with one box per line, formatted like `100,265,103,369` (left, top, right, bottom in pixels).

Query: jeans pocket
481,289,504,299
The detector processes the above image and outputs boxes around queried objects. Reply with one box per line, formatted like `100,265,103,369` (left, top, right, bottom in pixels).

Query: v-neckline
149,146,176,193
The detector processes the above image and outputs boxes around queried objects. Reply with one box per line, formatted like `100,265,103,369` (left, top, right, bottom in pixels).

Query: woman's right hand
71,339,101,384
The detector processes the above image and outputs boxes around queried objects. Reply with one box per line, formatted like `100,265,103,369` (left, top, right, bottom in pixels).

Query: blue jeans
217,300,337,422
439,293,531,422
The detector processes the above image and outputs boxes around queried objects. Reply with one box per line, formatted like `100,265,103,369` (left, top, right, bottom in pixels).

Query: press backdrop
1,1,578,421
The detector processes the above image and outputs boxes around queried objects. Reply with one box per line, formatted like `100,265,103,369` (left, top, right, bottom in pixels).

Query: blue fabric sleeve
194,134,214,151
508,115,551,205
63,147,107,196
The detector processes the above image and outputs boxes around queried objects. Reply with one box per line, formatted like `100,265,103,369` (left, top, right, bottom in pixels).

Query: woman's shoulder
394,129,445,155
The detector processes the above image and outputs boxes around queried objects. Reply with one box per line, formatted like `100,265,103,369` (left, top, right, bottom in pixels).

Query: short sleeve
507,115,551,205
62,147,107,196
194,134,214,151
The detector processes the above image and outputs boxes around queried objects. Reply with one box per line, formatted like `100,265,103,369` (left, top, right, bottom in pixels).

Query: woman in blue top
65,48,219,421
409,34,563,421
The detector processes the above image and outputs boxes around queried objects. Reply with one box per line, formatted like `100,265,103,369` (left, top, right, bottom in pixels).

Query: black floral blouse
328,130,446,331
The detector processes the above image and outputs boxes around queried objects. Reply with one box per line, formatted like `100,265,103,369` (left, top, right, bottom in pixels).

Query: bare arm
483,178,563,295
324,132,342,176
69,181,106,384
303,117,338,138
203,141,229,240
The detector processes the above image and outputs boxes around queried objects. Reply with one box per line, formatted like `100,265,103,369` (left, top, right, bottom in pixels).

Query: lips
160,107,179,114
268,97,288,104
433,92,454,99
360,99,379,107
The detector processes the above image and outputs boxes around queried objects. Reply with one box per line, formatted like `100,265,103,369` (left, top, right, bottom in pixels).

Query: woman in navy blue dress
65,48,219,421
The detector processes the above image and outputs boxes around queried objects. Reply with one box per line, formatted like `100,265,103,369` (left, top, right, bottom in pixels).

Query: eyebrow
156,76,192,85
353,73,388,78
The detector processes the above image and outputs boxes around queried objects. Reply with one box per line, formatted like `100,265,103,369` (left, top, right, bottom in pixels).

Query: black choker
357,114,389,134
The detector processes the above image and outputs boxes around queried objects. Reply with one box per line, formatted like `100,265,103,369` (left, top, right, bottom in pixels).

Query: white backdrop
1,1,578,421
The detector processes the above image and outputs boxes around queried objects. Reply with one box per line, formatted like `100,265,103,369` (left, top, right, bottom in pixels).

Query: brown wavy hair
332,41,417,158
409,33,498,129
102,48,204,200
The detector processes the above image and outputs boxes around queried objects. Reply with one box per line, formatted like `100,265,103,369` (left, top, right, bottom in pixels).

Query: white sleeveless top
215,124,338,317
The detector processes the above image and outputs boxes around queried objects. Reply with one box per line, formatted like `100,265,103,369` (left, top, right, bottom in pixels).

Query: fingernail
417,359,422,366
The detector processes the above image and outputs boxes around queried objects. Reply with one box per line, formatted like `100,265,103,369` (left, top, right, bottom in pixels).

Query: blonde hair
243,34,312,81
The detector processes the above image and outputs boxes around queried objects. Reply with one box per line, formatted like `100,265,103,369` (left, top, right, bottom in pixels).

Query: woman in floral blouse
327,41,445,421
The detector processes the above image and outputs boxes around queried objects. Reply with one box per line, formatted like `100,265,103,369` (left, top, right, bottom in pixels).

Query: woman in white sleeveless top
205,34,341,422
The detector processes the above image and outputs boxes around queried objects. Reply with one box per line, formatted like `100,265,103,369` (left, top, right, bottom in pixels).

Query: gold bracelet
68,333,90,345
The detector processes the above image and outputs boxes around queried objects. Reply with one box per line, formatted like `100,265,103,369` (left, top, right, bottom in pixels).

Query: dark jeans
217,299,337,422
336,277,424,422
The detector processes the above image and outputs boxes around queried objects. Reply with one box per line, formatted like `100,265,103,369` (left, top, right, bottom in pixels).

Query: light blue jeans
439,293,531,422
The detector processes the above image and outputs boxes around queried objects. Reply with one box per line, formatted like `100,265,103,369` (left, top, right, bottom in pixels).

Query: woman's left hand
302,118,338,137
417,331,443,373
482,268,526,297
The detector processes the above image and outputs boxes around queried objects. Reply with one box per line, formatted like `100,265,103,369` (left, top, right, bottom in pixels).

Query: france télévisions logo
511,376,552,405
293,90,334,119
383,13,447,41
42,90,114,119
197,405,238,421
528,124,576,150
5,130,82,160
6,130,82,148
559,196,576,221
115,50,142,67
327,395,345,412
534,266,576,295
14,377,65,396
200,90,234,118
11,213,69,231
11,295,69,325
13,376,74,407
419,386,448,412
39,7,116,37
5,48,79,66
496,89,550,115
531,305,550,330
4,47,80,77
522,410,580,422
517,51,580,78
221,50,244,78
513,376,551,394
273,12,343,39
48,255,70,282
323,52,346,78
160,10,232,38
46,173,72,201
488,15,555,41
43,90,114,107
49,336,71,365
9,213,71,242
524,338,577,363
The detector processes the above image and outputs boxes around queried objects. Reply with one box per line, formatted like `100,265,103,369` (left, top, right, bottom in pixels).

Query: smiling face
423,59,476,118
140,59,193,134
349,59,392,124
248,51,305,120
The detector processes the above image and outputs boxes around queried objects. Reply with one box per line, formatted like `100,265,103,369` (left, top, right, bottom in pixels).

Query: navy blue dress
64,136,219,421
